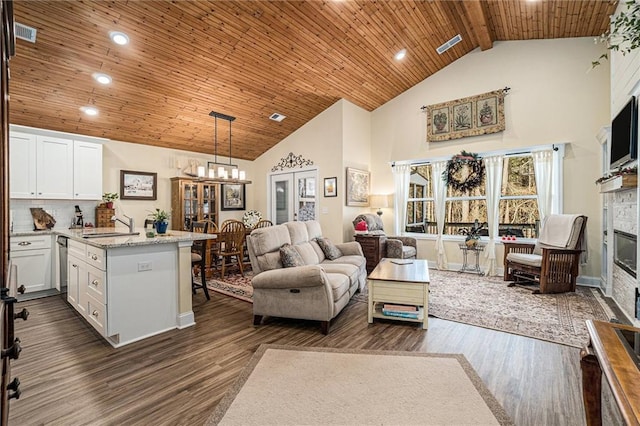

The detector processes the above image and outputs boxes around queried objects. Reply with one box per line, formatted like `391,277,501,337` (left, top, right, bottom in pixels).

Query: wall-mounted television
610,96,638,170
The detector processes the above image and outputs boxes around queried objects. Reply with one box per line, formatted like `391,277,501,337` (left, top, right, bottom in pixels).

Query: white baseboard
177,311,195,329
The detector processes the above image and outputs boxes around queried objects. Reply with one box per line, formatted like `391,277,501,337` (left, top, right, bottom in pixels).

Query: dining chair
190,220,210,300
252,219,273,230
217,220,246,278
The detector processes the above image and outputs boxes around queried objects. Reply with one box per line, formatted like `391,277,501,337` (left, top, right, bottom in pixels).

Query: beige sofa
247,220,366,334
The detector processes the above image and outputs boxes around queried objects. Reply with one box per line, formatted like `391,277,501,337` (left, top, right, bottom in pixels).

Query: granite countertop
10,230,55,237
54,227,216,249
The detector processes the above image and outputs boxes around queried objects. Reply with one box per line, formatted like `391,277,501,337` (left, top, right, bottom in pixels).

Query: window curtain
392,164,411,235
533,150,553,224
483,155,503,276
431,161,448,270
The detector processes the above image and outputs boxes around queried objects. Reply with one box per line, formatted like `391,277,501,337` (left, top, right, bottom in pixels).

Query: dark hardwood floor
9,290,587,425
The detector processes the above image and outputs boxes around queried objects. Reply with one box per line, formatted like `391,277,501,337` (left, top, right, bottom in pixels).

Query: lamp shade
370,194,389,208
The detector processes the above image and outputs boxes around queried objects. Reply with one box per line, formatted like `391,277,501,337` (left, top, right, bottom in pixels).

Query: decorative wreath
242,210,262,228
442,150,485,192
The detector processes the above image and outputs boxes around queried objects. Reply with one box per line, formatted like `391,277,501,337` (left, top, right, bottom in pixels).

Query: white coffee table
367,258,430,329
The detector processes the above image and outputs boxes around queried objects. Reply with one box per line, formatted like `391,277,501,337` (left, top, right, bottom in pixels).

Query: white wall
370,38,610,278
252,99,371,243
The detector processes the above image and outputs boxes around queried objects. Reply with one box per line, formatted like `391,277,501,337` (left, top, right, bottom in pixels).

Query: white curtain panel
533,150,553,223
482,155,503,276
431,161,448,270
392,164,411,235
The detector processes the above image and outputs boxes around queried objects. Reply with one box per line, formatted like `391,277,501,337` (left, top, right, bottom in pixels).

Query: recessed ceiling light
92,73,112,85
394,49,407,60
80,106,98,116
109,31,129,46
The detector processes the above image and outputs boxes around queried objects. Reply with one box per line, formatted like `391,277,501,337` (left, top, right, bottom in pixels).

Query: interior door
269,169,318,224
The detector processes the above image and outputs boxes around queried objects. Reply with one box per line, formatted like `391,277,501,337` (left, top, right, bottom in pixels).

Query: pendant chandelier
202,110,247,182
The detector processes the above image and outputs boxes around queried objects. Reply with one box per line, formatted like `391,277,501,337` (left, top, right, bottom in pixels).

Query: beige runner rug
207,344,513,426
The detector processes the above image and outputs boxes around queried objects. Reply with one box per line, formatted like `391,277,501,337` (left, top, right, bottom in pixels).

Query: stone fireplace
611,189,639,321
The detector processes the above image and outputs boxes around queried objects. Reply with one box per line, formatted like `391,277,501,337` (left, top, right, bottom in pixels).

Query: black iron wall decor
271,152,314,172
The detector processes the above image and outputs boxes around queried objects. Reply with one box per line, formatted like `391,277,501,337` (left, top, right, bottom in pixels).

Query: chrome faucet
111,214,135,233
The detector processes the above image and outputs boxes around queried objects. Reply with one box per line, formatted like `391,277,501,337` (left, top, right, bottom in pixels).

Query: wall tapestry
346,167,370,207
424,88,508,143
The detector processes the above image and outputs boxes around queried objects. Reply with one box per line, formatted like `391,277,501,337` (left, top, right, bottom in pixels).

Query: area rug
202,268,615,348
426,269,616,348
206,344,513,426
204,271,254,303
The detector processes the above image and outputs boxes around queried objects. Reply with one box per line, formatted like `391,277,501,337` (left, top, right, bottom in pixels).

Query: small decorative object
324,177,337,197
442,151,485,192
148,208,170,234
102,192,119,209
595,165,638,184
354,219,368,234
424,88,507,142
121,170,158,200
459,219,487,248
592,1,640,68
30,207,56,230
242,210,262,228
346,167,370,206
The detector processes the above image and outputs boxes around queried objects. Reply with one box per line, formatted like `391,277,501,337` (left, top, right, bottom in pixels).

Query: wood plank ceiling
9,0,617,161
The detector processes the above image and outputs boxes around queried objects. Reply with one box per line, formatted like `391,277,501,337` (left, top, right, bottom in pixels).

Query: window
406,165,435,233
403,150,553,238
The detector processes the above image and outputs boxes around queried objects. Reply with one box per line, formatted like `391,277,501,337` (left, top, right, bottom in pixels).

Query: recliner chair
352,213,417,259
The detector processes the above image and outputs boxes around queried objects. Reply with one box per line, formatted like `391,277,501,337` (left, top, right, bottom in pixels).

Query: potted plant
459,219,487,248
102,192,119,209
148,208,170,234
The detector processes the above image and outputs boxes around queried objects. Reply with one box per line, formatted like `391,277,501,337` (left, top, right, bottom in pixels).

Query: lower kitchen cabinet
9,234,52,293
67,239,106,335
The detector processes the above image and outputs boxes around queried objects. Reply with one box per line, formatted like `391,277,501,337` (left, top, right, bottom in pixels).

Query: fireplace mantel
599,174,637,193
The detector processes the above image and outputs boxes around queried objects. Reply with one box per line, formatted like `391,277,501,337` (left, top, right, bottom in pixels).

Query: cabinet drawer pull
91,254,98,260
91,279,99,286
92,310,99,317
17,241,31,246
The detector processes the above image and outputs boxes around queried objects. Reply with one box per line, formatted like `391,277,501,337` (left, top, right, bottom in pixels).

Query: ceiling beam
463,0,493,51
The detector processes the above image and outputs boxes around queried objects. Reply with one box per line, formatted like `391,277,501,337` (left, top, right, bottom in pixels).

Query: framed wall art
425,88,506,142
120,170,157,200
221,183,246,211
324,177,337,197
346,168,370,206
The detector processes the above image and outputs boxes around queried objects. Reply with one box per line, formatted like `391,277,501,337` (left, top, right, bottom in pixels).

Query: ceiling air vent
436,34,462,55
269,113,286,122
15,23,37,43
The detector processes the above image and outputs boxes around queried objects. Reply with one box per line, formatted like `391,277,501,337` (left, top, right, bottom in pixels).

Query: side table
354,234,386,275
458,243,485,275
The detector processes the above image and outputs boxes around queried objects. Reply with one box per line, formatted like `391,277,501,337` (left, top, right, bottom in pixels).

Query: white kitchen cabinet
73,141,103,200
67,239,105,335
10,129,103,200
10,234,52,293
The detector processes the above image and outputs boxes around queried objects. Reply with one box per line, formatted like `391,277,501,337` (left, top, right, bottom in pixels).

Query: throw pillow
280,243,305,268
316,237,343,260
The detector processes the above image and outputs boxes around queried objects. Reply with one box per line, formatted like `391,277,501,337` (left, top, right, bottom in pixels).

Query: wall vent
436,34,462,55
269,113,286,122
15,23,37,43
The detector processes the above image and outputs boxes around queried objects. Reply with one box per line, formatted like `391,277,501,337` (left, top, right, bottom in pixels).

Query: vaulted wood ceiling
9,0,617,161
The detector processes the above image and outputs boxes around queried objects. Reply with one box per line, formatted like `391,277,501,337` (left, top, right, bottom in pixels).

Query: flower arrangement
102,192,119,202
442,150,485,193
458,219,487,246
592,1,640,68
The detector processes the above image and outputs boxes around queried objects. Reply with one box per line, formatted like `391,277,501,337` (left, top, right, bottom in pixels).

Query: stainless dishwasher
56,235,68,293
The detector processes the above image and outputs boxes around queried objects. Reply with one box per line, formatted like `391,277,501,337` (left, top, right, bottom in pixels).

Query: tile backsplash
10,199,99,232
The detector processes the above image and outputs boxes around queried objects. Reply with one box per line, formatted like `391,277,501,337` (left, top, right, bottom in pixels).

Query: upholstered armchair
503,214,587,294
352,213,417,259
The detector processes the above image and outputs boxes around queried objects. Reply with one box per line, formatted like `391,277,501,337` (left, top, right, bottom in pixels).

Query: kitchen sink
82,232,140,239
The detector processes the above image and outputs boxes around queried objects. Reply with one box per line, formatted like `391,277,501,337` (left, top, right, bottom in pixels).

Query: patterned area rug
202,268,616,347
204,271,254,303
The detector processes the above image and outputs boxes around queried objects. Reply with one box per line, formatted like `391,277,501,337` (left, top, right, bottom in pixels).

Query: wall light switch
138,261,152,272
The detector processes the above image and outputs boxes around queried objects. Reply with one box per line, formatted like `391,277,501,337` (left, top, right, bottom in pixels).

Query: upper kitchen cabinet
9,128,103,200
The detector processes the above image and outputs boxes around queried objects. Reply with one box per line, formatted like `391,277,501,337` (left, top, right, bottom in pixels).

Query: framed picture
120,170,157,200
324,177,337,197
426,89,506,142
221,183,245,210
346,167,370,206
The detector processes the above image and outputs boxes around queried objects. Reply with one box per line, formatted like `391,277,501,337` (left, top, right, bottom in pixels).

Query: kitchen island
55,227,215,347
